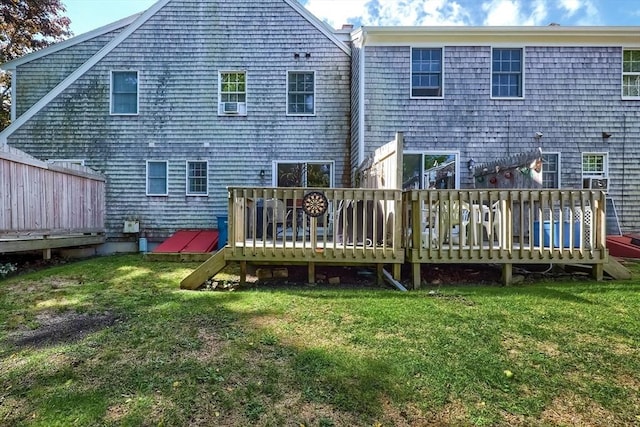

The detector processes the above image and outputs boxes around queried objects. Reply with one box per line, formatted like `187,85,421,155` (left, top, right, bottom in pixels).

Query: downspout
358,29,367,167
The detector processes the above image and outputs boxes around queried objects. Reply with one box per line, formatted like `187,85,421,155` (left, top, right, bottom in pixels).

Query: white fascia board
284,0,351,56
360,25,640,47
1,13,142,70
0,0,172,145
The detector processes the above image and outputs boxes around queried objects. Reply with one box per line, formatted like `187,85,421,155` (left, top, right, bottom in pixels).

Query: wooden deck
405,189,607,287
182,186,608,289
1,145,106,258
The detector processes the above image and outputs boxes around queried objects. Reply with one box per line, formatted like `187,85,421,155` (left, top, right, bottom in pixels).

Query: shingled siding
362,45,640,233
8,0,351,240
14,30,122,117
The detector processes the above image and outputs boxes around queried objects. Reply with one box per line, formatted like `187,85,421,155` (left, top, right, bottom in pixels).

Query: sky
64,0,640,36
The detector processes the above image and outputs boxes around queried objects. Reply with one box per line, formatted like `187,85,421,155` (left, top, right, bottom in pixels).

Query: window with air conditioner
219,71,247,115
581,152,609,192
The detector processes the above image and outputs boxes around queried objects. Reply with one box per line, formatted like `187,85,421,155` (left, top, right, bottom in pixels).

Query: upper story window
491,48,523,98
186,161,208,196
287,71,315,115
622,49,640,98
147,160,168,196
542,152,560,189
219,71,247,115
111,71,138,115
411,47,443,98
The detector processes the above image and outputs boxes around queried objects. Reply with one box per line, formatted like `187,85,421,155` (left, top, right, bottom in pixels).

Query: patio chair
481,201,503,247
265,199,294,238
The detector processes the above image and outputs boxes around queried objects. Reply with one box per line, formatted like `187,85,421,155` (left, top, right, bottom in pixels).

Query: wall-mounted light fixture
294,53,300,59
602,132,612,139
259,169,265,178
534,131,543,139
305,52,311,58
468,158,476,170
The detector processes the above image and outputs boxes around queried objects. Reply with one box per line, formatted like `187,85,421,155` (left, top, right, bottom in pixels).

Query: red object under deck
606,235,640,258
153,230,219,253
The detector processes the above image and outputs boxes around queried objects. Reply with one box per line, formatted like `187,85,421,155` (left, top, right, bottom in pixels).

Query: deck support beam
591,263,604,281
308,262,315,284
393,263,401,281
502,263,513,286
376,264,383,285
240,261,247,285
412,263,421,289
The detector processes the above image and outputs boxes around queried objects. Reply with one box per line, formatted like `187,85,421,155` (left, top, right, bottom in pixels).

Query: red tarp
153,230,219,253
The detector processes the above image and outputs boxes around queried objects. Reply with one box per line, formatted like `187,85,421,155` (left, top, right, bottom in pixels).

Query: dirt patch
540,392,618,426
5,311,119,349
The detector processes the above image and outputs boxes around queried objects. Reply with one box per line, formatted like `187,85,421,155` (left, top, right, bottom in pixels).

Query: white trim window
582,152,609,191
275,161,333,187
111,70,139,115
146,160,168,196
186,161,208,196
542,152,561,189
491,48,523,98
403,152,460,190
219,71,247,115
622,49,640,98
287,71,315,115
411,47,443,98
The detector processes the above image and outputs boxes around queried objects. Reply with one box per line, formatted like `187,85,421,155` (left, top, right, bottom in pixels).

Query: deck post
412,263,421,290
376,264,383,285
393,263,401,281
240,261,247,285
308,262,315,284
42,248,51,260
591,263,604,281
502,263,512,286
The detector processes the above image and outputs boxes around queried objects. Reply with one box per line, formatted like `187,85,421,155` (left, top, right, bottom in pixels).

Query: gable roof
1,13,141,71
0,0,350,144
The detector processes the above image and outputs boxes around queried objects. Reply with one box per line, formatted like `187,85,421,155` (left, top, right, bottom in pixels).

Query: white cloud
303,0,472,27
559,0,581,15
481,0,549,25
303,0,365,28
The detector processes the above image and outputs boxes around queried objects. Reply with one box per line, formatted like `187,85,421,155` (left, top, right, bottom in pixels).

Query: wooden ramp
180,248,228,290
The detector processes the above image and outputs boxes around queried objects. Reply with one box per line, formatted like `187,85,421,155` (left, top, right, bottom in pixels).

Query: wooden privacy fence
404,189,607,287
0,145,105,236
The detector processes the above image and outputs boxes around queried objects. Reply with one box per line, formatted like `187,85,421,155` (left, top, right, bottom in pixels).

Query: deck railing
404,189,607,264
227,187,404,265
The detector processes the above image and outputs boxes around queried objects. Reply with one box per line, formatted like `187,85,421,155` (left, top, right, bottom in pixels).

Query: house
0,0,352,251
350,26,640,233
2,0,639,253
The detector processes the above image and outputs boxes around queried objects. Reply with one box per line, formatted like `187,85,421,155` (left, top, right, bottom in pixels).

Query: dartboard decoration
302,191,328,218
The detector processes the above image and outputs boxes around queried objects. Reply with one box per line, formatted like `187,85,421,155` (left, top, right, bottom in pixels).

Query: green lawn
1,255,639,426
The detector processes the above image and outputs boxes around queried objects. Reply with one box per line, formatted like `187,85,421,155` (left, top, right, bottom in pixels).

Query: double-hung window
111,71,138,114
287,71,315,115
492,48,523,98
622,49,640,98
186,161,208,196
219,71,247,115
541,153,560,189
147,161,168,196
411,48,443,97
582,152,609,191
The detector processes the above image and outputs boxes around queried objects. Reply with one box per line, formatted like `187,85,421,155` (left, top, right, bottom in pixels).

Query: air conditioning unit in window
222,102,239,114
583,177,609,192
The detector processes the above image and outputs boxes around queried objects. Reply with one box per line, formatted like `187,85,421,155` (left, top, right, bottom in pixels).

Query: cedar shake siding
5,0,351,240
357,36,640,234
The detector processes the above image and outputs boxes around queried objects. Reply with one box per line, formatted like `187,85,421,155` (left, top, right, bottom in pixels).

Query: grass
0,255,639,426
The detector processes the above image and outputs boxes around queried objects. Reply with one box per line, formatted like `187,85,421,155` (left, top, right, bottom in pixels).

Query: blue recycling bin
217,214,228,249
533,220,581,248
